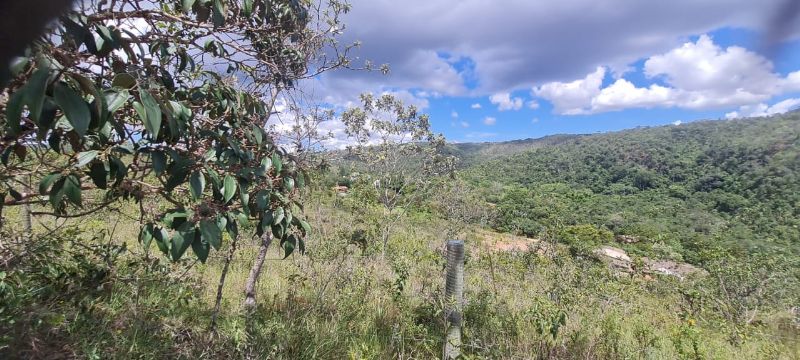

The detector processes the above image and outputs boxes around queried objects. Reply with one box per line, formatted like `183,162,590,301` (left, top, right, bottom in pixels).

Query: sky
298,0,800,145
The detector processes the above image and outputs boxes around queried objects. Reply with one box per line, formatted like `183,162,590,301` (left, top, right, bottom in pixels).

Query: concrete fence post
443,240,465,359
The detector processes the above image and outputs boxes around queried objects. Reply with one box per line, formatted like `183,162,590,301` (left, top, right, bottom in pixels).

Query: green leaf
199,219,222,250
5,90,24,136
296,171,305,189
106,89,129,113
25,68,51,124
49,177,66,209
212,0,226,26
139,224,154,249
299,220,311,236
189,171,205,200
282,235,296,258
89,161,108,189
53,82,91,136
70,74,106,126
284,177,295,192
111,73,137,89
151,151,167,176
109,155,127,184
74,150,98,168
39,173,62,195
191,231,209,263
171,229,195,261
36,99,58,140
256,156,272,177
236,211,249,227
165,157,191,192
223,174,236,203
272,153,282,173
139,90,162,139
153,227,170,255
255,190,269,210
225,213,238,239
64,175,82,206
273,207,285,226
271,224,284,239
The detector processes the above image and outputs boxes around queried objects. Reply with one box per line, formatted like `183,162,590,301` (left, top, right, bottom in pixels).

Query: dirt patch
475,229,543,253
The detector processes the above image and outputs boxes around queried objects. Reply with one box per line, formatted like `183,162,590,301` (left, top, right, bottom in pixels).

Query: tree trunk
210,235,238,331
243,233,273,311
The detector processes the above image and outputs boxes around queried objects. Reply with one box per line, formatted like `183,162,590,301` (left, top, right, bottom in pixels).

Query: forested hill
446,134,583,167
462,114,800,264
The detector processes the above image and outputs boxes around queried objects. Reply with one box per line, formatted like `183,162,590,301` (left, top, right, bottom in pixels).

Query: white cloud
534,35,800,115
460,121,470,128
725,98,800,118
673,120,683,125
592,79,676,111
532,118,540,124
533,67,606,115
489,92,524,111
471,103,482,109
527,100,540,110
483,116,497,125
451,110,459,118
331,0,787,97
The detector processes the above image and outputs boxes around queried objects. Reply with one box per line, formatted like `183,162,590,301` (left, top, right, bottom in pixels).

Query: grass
1,193,798,359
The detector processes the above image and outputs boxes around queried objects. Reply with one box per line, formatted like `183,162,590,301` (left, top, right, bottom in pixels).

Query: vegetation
0,0,798,359
467,115,799,262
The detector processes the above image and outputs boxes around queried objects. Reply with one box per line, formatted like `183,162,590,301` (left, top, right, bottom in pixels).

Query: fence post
443,240,465,359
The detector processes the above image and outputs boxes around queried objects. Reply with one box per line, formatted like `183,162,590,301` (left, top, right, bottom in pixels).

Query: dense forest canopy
463,114,800,264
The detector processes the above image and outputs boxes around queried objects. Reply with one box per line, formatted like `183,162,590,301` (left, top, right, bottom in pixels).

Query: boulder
593,246,632,272
643,258,706,280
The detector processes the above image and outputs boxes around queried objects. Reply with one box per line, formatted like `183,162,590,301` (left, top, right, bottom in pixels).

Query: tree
341,93,455,256
0,0,354,319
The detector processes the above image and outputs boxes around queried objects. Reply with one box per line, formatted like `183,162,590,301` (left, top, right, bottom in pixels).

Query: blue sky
425,28,800,142
304,0,800,146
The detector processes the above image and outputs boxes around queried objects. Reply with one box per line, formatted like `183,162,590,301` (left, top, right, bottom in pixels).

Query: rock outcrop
593,245,705,279
593,246,633,272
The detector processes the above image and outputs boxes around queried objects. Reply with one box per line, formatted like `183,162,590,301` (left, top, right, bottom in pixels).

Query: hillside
462,114,800,266
446,134,584,167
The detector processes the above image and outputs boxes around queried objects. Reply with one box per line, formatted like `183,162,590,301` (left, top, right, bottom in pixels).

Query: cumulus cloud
725,98,800,118
451,110,459,118
533,67,606,115
489,92,524,111
471,103,482,109
460,121,470,128
483,116,497,125
527,100,540,110
534,35,800,114
318,0,787,100
592,79,676,112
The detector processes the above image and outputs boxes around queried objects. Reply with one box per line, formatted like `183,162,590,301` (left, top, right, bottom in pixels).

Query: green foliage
0,0,346,261
465,115,800,264
558,224,614,256
339,93,455,254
